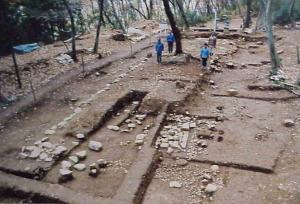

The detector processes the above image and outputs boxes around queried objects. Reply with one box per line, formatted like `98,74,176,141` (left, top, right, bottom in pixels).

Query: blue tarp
13,43,40,54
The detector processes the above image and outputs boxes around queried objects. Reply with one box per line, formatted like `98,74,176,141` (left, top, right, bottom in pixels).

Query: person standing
200,43,211,68
155,38,164,63
166,31,175,53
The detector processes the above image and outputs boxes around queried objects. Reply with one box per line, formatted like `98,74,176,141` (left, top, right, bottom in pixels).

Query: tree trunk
62,0,77,61
255,0,267,31
265,0,280,75
163,0,183,55
12,51,22,89
244,0,252,28
93,0,104,54
109,0,126,33
176,0,190,29
288,0,296,27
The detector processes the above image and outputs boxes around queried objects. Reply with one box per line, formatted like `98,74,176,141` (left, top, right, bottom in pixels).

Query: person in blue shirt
166,32,175,53
200,43,211,68
155,38,164,63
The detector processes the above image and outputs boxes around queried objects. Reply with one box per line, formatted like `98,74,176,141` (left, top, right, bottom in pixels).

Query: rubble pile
156,161,223,203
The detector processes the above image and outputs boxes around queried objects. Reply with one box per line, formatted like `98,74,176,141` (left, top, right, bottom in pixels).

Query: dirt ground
0,20,159,105
0,18,299,204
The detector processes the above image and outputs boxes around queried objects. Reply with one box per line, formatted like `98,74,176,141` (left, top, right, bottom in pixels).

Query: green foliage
0,0,86,54
177,10,212,27
272,0,300,25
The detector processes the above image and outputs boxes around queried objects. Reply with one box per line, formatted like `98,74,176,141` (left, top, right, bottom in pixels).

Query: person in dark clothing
200,43,211,68
155,38,164,63
166,32,175,53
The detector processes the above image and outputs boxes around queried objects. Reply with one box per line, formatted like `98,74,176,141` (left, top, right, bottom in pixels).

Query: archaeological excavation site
0,0,300,203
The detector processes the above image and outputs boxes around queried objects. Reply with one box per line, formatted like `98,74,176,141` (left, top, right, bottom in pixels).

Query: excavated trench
0,187,66,204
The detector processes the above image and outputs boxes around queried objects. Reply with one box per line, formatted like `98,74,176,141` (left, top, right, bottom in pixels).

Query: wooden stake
29,74,36,103
12,51,22,89
297,46,300,64
81,54,85,72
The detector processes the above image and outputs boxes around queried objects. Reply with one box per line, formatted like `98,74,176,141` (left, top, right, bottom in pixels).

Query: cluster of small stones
107,111,147,134
19,137,67,163
210,57,223,72
155,160,223,203
18,57,150,164
155,114,198,152
107,107,153,148
187,119,220,160
59,141,110,183
155,113,224,160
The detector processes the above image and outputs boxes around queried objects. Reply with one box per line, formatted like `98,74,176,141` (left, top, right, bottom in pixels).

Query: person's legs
202,58,207,67
168,42,172,53
157,53,162,63
170,42,173,53
157,53,160,63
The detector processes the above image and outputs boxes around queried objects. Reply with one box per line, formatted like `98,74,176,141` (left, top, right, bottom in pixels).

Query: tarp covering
13,43,40,54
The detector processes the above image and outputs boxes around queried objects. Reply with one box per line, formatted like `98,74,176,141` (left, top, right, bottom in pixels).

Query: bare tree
93,0,104,54
265,0,281,75
162,0,183,55
109,0,126,33
175,0,190,29
288,0,296,27
62,0,77,61
244,0,252,28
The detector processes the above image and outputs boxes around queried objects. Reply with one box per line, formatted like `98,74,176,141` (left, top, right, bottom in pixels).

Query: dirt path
0,37,153,127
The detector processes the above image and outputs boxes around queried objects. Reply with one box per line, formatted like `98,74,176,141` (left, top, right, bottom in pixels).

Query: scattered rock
283,119,295,127
197,140,208,148
136,114,147,121
89,168,99,177
169,181,182,188
181,123,190,131
176,159,188,167
210,165,219,172
44,129,55,135
75,150,87,160
205,184,218,194
277,50,284,55
128,123,136,129
97,159,109,168
88,141,103,152
28,146,42,159
41,142,54,149
41,137,49,142
52,145,67,156
160,142,169,148
59,169,73,183
73,163,86,171
227,88,239,96
61,160,72,169
76,133,85,140
167,147,174,154
39,152,49,161
135,134,146,146
107,125,120,131
69,156,79,164
226,62,236,69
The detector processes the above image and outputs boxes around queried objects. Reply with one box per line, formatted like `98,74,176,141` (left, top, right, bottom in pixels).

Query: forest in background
1,0,299,54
